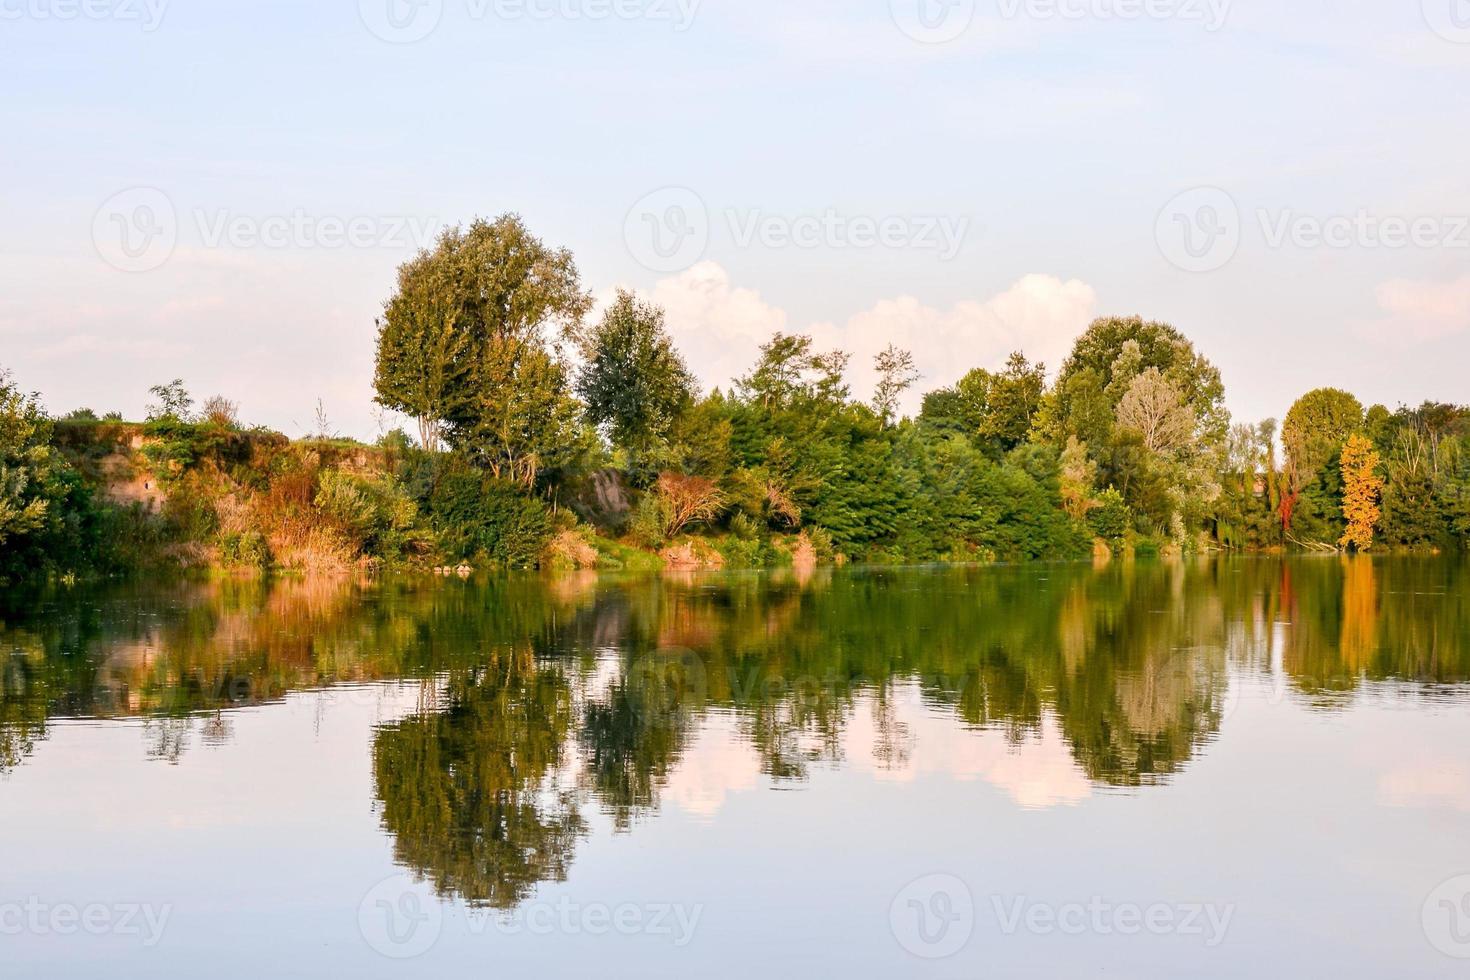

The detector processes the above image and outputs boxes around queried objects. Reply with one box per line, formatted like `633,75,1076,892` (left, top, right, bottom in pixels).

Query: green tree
920,353,1046,457
146,379,194,422
458,337,586,487
1044,318,1227,536
1049,317,1228,448
872,344,919,427
373,215,591,473
576,290,696,479
1282,388,1364,494
0,370,99,583
736,333,850,411
372,251,475,452
1088,486,1132,542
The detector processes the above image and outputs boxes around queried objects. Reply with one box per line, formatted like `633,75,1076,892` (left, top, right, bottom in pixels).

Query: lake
2,557,1469,978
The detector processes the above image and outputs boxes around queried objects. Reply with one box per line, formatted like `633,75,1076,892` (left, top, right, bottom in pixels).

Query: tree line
3,212,1468,582
369,214,1470,565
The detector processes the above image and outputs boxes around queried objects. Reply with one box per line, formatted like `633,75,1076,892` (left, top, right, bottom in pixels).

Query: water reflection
3,557,1469,908
374,650,585,909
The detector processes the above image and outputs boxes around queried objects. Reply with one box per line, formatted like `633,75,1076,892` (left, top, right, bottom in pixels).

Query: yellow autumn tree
1338,433,1382,552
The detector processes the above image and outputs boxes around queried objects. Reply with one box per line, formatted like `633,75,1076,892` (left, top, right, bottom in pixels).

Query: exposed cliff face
568,467,632,531
96,450,167,514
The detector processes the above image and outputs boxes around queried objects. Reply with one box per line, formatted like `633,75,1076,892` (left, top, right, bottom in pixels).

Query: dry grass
545,529,600,570
210,456,359,572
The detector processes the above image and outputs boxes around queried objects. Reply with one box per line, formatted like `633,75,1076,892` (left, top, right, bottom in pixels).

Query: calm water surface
3,558,1469,977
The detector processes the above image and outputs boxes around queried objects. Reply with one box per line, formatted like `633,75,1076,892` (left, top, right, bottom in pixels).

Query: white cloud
846,687,1092,809
663,714,763,820
645,261,790,395
1370,274,1470,342
810,273,1096,412
615,263,1096,415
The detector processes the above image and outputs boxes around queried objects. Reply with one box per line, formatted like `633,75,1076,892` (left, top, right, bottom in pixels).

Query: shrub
630,493,669,549
426,470,553,567
219,530,271,568
654,472,724,536
376,428,414,453
728,511,761,541
314,469,425,562
140,418,204,473
201,396,239,428
716,534,767,568
1088,486,1132,542
161,478,220,543
805,526,836,561
543,529,600,571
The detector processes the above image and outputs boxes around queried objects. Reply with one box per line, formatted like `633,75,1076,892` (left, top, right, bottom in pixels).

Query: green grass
586,534,664,572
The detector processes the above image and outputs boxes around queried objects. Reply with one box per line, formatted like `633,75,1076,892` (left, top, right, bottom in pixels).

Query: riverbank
14,415,1450,587
36,417,847,579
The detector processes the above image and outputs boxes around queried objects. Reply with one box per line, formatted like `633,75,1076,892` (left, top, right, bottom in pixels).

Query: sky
2,0,1468,438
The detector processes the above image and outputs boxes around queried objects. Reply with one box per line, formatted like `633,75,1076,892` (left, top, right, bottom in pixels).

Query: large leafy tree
372,252,474,453
1115,368,1193,454
575,290,696,478
728,334,858,539
1276,387,1363,542
1040,317,1228,538
1282,388,1363,493
373,215,591,479
1047,317,1227,447
461,338,587,486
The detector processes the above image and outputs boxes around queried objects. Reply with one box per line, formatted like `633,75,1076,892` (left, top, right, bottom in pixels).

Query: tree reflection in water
3,557,1469,906
373,650,585,909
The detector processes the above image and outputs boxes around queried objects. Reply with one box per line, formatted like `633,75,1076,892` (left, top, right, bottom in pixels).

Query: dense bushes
315,469,426,561
421,467,555,568
0,373,112,584
8,387,447,578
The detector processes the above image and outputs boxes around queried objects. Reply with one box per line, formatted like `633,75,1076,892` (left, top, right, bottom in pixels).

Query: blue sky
3,0,1468,436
